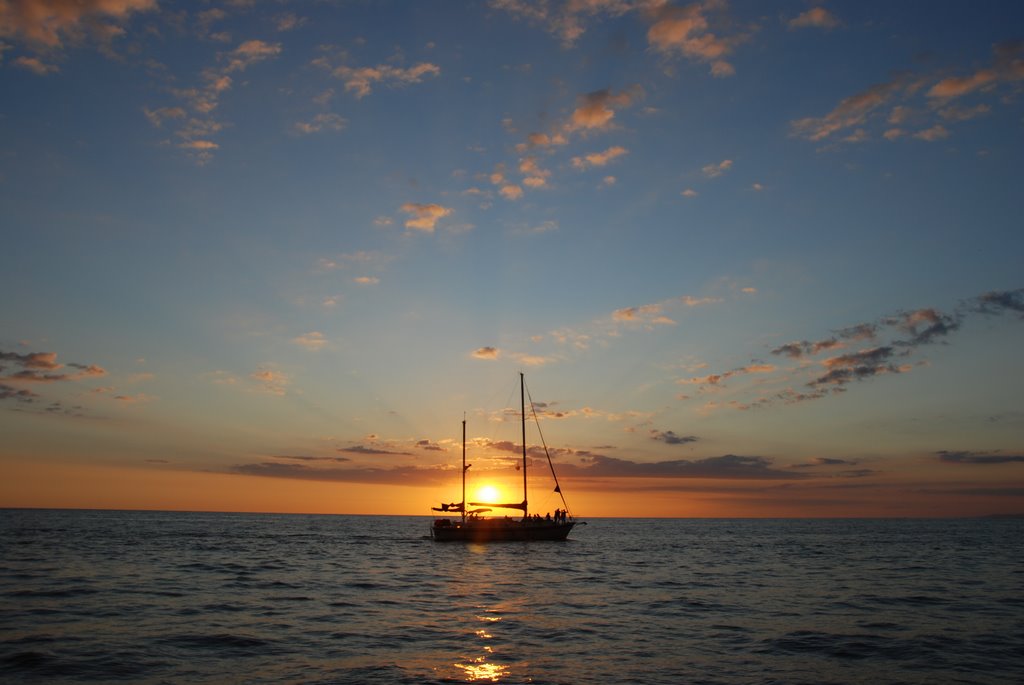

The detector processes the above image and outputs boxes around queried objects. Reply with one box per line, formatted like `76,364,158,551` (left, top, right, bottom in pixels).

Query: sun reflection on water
448,607,512,682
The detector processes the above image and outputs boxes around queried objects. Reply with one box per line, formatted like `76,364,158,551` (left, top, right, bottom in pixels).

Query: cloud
499,184,524,200
645,1,741,77
885,308,960,346
681,188,698,198
770,338,844,359
808,346,910,387
793,42,1024,147
936,450,1024,465
678,362,776,388
400,202,452,232
113,393,154,404
223,40,281,73
791,457,858,468
612,303,676,327
292,332,327,351
565,86,643,133
566,453,800,480
230,461,449,485
490,0,632,47
0,0,156,48
791,79,904,142
701,159,733,178
938,104,991,122
250,367,289,395
0,383,39,403
0,350,106,383
650,430,699,445
787,7,840,30
337,444,413,456
353,276,379,285
571,145,628,170
13,55,58,74
325,61,441,99
913,124,950,141
293,113,346,135
143,106,186,128
969,289,1024,318
472,346,501,360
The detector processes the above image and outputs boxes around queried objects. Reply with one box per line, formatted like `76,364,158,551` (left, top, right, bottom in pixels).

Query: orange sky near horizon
3,459,1019,519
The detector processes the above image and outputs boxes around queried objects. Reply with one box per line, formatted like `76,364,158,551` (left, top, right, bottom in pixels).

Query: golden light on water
454,653,509,682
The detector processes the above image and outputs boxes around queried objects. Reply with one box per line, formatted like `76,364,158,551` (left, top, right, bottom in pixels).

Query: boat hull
431,519,576,542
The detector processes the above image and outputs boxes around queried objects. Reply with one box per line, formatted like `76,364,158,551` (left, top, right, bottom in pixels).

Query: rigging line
525,381,572,516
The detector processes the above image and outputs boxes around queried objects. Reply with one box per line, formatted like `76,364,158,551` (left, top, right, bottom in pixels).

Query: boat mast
521,372,528,518
461,418,467,524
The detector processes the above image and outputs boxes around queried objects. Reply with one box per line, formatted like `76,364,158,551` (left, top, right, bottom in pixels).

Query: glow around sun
474,485,501,503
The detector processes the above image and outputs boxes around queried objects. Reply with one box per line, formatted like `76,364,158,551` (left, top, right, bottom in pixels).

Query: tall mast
521,372,528,518
461,418,467,523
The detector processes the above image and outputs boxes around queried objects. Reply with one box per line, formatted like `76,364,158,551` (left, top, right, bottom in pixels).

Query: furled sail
432,502,465,512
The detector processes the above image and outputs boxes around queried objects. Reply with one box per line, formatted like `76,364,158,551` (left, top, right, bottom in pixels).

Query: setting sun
474,485,501,503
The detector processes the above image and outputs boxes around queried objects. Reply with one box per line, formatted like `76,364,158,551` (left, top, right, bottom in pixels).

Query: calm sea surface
1,510,1022,684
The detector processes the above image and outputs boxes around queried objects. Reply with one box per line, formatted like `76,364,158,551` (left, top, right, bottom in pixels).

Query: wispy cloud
145,38,283,163
792,42,1024,147
701,159,733,178
936,450,1024,465
293,113,346,135
650,429,699,445
292,332,328,351
250,367,289,396
787,7,841,30
315,56,441,99
688,288,1023,410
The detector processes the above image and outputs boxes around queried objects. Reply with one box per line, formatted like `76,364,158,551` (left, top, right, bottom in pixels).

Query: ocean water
1,511,1022,684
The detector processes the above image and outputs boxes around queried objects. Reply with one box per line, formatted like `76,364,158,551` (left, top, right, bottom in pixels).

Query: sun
474,485,501,502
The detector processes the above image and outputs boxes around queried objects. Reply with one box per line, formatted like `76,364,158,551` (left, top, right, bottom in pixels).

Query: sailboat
431,373,581,542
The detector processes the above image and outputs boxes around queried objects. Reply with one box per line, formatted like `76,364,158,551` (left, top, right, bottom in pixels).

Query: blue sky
1,1,1023,516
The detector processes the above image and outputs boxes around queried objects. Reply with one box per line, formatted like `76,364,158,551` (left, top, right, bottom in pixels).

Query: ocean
1,510,1021,684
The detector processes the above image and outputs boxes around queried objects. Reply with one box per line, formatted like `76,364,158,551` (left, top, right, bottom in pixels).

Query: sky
1,0,1023,518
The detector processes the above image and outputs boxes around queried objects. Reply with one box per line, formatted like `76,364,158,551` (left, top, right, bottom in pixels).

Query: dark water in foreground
1,511,1022,684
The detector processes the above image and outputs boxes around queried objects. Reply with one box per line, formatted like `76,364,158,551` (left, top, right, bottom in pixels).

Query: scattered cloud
691,287,1022,411
400,202,452,232
793,41,1024,147
650,430,699,445
13,55,58,74
250,367,289,395
352,276,380,286
645,1,745,77
572,145,628,170
317,58,441,99
936,450,1024,465
565,86,643,133
472,346,500,360
787,7,840,30
293,112,346,135
681,188,698,198
499,184,524,200
292,332,327,350
701,159,733,178
913,124,949,141
0,0,156,49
